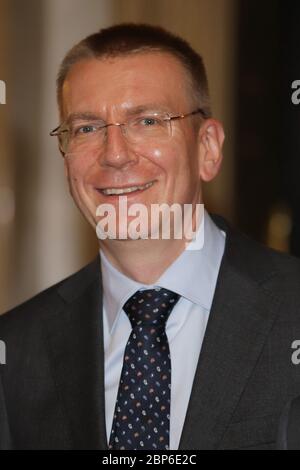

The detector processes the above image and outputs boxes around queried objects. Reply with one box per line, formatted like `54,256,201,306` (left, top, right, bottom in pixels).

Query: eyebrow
66,112,103,124
124,104,172,116
66,104,173,124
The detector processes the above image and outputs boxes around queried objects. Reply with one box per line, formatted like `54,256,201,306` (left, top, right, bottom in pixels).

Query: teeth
101,181,154,195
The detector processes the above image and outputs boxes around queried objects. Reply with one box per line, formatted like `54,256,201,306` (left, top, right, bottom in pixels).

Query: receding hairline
56,22,212,121
59,49,203,119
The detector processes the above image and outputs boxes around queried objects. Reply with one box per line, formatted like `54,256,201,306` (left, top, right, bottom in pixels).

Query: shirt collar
100,210,225,333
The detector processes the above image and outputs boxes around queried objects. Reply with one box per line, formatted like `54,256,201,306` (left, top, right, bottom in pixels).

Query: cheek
64,160,93,207
151,148,174,171
149,142,185,173
150,135,197,179
65,156,94,183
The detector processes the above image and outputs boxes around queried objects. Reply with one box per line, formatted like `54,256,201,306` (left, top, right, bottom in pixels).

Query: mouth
97,180,156,196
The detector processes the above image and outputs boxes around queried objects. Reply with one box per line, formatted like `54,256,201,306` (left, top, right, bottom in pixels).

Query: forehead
61,52,193,117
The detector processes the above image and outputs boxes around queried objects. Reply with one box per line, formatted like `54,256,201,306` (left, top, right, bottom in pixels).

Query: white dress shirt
100,211,225,449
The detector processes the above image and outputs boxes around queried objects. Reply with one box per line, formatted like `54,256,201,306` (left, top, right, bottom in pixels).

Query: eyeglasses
50,108,207,156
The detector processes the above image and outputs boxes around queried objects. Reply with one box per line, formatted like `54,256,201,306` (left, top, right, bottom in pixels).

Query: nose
99,123,138,169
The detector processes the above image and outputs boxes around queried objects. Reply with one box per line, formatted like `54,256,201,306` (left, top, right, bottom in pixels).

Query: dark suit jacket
277,395,300,449
1,215,300,450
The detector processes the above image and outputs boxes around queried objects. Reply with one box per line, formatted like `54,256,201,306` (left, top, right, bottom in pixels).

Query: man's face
61,52,204,238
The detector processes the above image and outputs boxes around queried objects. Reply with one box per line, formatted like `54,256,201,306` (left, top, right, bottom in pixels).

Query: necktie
109,287,180,450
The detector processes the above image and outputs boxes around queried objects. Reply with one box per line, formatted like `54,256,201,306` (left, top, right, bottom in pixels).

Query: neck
99,236,188,284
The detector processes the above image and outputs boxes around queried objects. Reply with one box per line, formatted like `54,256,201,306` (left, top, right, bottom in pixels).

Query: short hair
57,23,211,118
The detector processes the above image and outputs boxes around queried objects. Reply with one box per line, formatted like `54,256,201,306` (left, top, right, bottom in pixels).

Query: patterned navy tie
109,287,180,450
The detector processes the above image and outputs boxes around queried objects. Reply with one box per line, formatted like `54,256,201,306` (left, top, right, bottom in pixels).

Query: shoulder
212,215,300,275
0,255,100,337
212,213,300,293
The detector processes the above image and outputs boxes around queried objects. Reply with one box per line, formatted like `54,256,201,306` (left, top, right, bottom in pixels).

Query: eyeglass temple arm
169,108,209,121
50,126,69,136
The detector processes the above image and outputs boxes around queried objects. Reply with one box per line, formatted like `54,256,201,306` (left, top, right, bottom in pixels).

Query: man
1,23,300,450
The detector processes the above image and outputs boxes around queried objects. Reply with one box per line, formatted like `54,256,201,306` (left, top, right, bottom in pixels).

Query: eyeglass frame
50,107,208,155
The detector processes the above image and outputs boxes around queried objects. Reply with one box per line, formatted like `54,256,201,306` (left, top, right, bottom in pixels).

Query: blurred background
0,0,300,314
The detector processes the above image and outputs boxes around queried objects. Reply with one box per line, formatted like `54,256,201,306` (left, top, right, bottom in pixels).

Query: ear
197,119,225,182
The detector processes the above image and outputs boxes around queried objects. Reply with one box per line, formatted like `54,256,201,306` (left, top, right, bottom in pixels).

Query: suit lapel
44,257,107,450
179,220,282,449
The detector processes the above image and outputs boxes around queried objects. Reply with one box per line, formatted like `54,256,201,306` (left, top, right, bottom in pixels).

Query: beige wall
0,0,237,313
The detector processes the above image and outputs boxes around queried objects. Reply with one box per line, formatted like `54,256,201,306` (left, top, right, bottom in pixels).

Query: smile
99,180,155,196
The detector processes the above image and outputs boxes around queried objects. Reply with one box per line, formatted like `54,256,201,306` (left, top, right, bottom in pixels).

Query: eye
139,116,163,127
141,117,157,126
71,122,105,137
76,125,97,135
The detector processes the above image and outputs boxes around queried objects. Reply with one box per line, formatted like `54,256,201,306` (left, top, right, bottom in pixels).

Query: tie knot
123,287,180,329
